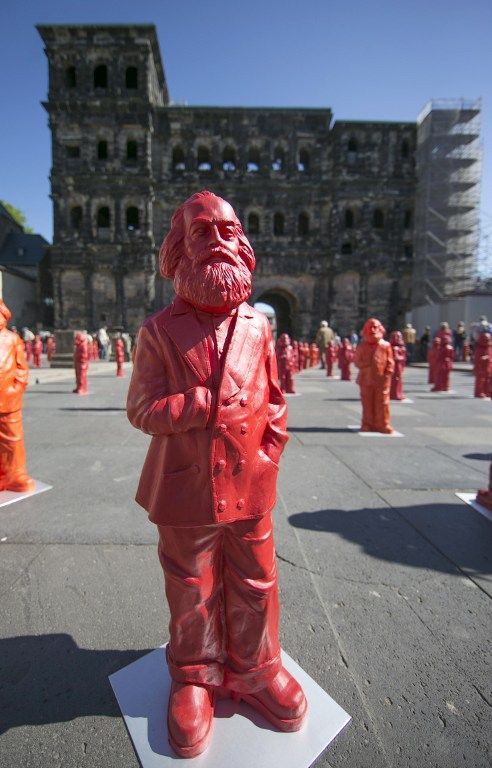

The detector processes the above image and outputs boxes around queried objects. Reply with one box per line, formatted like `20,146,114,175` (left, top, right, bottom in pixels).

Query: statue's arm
127,323,211,436
260,321,289,465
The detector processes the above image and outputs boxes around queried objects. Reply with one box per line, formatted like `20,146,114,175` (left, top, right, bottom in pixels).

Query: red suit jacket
127,297,288,527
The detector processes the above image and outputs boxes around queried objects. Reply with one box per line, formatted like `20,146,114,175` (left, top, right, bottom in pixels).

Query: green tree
0,200,34,233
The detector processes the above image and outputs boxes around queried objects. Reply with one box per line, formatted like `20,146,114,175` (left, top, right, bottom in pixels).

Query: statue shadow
463,452,492,462
59,407,126,412
0,633,152,735
288,503,492,579
288,426,354,434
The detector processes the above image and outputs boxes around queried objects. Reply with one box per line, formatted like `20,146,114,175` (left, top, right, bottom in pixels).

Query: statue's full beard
174,259,252,314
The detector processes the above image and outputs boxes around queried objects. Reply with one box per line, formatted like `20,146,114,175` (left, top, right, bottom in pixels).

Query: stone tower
37,24,168,331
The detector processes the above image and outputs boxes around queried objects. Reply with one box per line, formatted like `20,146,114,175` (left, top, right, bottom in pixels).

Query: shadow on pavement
60,407,126,412
288,503,492,579
0,633,152,733
288,426,354,434
463,452,492,462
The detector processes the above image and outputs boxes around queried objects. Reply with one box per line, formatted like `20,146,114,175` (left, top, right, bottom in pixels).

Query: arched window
404,209,413,229
373,209,384,229
70,206,83,230
247,213,260,234
126,207,139,231
197,146,212,172
222,146,237,172
348,137,358,152
172,146,185,172
247,147,260,173
65,66,77,88
298,149,310,172
126,140,138,161
273,212,285,236
404,244,413,260
298,212,309,236
97,207,110,228
344,209,354,228
97,140,108,160
272,147,285,171
341,242,352,255
94,64,108,89
125,66,138,89
401,138,410,159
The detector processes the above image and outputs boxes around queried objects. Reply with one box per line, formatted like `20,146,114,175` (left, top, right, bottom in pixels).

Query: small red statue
24,339,33,364
354,317,395,433
389,331,407,400
326,340,338,377
303,342,310,368
73,332,89,395
298,342,305,371
32,334,43,368
276,333,296,394
427,336,440,386
291,340,300,373
91,338,99,361
0,301,35,492
115,335,125,378
309,342,319,368
338,338,354,381
473,331,491,398
476,463,492,512
127,191,307,758
432,330,454,392
46,334,56,362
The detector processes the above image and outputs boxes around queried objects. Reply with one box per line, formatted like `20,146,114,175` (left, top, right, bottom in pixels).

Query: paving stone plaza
0,362,490,767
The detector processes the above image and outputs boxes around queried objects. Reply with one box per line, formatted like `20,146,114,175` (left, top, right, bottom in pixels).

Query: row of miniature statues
275,326,492,400
73,332,126,394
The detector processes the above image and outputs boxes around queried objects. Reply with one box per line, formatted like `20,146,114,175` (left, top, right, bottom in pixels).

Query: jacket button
240,396,248,407
218,423,227,434
237,459,246,472
218,500,227,512
240,424,247,434
236,499,245,510
216,459,226,471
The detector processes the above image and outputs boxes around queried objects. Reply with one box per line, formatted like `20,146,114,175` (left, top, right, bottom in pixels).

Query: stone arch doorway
254,290,296,338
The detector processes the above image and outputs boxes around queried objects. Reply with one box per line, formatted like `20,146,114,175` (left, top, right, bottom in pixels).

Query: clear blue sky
1,0,491,273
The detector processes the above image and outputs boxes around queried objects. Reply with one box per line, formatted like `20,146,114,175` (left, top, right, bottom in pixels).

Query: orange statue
338,338,354,381
354,318,395,433
0,301,35,492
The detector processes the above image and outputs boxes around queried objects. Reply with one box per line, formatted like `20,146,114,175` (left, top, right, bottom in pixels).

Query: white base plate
109,646,350,768
284,392,301,397
347,425,404,437
456,492,492,523
0,480,52,508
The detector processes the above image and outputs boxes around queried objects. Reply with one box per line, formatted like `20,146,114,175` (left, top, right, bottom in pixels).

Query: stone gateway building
38,24,462,338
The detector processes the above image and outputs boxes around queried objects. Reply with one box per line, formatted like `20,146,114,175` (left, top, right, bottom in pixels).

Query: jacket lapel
220,304,263,401
162,297,212,383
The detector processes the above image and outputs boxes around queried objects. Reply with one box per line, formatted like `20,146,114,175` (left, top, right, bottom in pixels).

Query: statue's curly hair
159,190,256,278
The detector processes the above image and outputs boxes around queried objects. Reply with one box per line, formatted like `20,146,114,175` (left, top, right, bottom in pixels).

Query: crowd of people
274,316,492,400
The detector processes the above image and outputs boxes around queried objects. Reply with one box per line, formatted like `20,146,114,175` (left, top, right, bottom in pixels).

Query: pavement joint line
374,489,492,600
277,488,393,768
472,685,491,708
426,444,490,475
0,543,47,600
275,551,319,575
0,541,157,547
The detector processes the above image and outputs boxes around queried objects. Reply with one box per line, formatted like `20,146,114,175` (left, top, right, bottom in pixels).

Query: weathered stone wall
39,24,417,339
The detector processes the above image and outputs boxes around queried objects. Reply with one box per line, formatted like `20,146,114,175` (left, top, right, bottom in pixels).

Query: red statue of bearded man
354,318,395,433
0,300,35,492
127,191,306,758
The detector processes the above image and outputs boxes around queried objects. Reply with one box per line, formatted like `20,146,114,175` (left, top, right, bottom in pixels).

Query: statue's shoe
5,475,35,492
238,667,307,732
167,682,214,758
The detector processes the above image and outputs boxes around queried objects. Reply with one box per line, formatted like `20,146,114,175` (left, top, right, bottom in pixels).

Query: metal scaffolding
412,98,482,306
